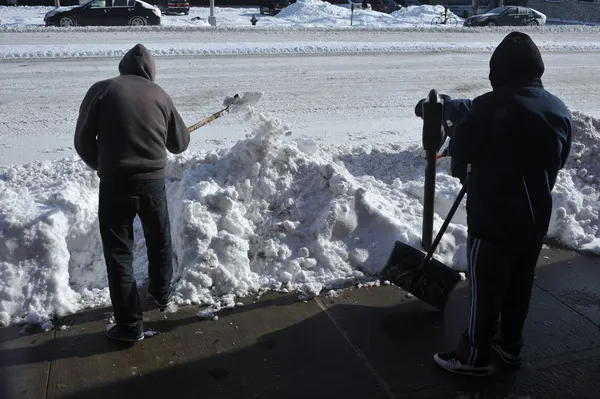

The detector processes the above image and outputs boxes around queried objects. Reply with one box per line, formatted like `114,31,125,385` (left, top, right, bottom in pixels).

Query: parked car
44,0,161,27
330,0,371,10
463,6,546,26
163,0,189,15
259,0,291,15
369,0,400,13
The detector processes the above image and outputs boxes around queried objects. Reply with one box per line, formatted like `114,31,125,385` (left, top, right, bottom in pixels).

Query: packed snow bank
277,0,462,26
0,5,52,27
1,111,599,327
0,160,109,328
3,40,600,60
549,111,600,251
391,5,460,24
275,0,397,26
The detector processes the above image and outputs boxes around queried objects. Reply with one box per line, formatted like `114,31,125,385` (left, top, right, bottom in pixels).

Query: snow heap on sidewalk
390,5,462,24
276,0,395,26
275,0,455,26
549,111,600,251
164,114,467,310
1,111,599,327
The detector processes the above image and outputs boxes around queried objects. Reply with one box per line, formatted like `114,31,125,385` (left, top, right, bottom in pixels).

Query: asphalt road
1,51,600,165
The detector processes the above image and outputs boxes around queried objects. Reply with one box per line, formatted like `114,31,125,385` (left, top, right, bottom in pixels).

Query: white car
332,0,372,10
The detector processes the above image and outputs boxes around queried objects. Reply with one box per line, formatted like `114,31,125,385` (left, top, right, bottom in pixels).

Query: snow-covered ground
1,2,600,329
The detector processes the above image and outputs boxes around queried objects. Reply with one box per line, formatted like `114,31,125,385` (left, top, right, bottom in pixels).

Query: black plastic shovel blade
381,241,462,311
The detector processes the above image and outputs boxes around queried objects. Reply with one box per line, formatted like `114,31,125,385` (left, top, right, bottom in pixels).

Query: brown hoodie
74,43,190,181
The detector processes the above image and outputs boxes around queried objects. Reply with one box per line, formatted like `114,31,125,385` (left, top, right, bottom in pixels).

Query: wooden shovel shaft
187,94,243,133
187,105,231,133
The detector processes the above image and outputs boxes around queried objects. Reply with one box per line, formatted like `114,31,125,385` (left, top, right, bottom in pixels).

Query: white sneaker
433,351,495,377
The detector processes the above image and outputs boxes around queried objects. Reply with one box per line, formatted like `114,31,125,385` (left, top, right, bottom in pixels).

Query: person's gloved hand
414,98,425,118
437,147,450,159
414,94,452,119
440,94,452,103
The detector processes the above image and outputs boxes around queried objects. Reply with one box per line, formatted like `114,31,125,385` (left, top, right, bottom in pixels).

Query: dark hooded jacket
74,44,190,181
449,32,572,247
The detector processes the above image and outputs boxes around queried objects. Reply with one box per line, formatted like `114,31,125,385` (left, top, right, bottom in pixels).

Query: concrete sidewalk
1,247,599,399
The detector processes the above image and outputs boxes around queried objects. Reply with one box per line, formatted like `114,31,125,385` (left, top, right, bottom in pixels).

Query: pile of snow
277,0,461,26
0,5,52,26
275,0,397,26
549,111,600,251
0,160,109,328
391,5,461,24
1,111,599,327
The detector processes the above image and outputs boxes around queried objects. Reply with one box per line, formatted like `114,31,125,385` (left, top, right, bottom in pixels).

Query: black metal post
420,89,445,252
422,150,436,251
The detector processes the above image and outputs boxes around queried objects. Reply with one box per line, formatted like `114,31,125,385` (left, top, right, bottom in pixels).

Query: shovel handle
187,105,231,133
187,94,242,133
422,176,469,266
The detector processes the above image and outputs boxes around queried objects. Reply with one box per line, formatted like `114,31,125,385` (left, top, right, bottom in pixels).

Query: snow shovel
187,92,264,133
380,179,467,311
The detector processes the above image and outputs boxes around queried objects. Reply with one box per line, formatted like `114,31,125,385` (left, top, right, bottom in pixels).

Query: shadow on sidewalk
43,291,545,399
55,300,465,399
0,292,301,368
1,248,598,399
48,277,298,331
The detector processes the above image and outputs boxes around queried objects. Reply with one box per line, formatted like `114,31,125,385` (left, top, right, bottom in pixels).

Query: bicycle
431,7,459,26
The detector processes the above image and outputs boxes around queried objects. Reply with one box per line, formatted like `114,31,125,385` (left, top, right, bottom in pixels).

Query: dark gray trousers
98,178,173,332
457,235,542,365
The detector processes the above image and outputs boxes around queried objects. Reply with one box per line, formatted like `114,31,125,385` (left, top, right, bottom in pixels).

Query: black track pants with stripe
457,235,542,365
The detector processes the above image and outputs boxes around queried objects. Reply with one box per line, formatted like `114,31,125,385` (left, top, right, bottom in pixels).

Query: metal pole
208,0,217,26
420,89,445,252
422,149,436,251
350,3,354,26
55,0,60,7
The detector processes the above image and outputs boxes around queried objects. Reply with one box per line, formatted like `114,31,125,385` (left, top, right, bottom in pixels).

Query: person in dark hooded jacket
432,32,572,376
74,43,190,342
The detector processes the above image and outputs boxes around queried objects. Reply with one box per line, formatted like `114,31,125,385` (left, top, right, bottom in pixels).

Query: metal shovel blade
223,91,264,112
381,241,461,311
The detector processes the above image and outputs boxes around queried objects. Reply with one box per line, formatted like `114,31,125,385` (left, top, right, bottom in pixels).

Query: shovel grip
422,177,469,265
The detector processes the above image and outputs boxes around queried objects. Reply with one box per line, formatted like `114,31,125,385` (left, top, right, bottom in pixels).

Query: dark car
163,0,189,15
44,0,161,27
463,6,546,27
369,0,401,13
259,0,291,15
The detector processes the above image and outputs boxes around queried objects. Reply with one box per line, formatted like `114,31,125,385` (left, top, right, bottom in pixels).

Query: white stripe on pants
467,238,481,366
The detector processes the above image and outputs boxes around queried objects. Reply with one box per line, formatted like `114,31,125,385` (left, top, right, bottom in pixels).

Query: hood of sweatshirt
118,43,156,82
489,31,544,90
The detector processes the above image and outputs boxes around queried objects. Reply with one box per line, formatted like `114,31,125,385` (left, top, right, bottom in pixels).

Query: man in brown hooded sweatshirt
74,43,190,342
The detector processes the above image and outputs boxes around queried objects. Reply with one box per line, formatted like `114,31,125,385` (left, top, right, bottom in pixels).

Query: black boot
105,323,144,343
